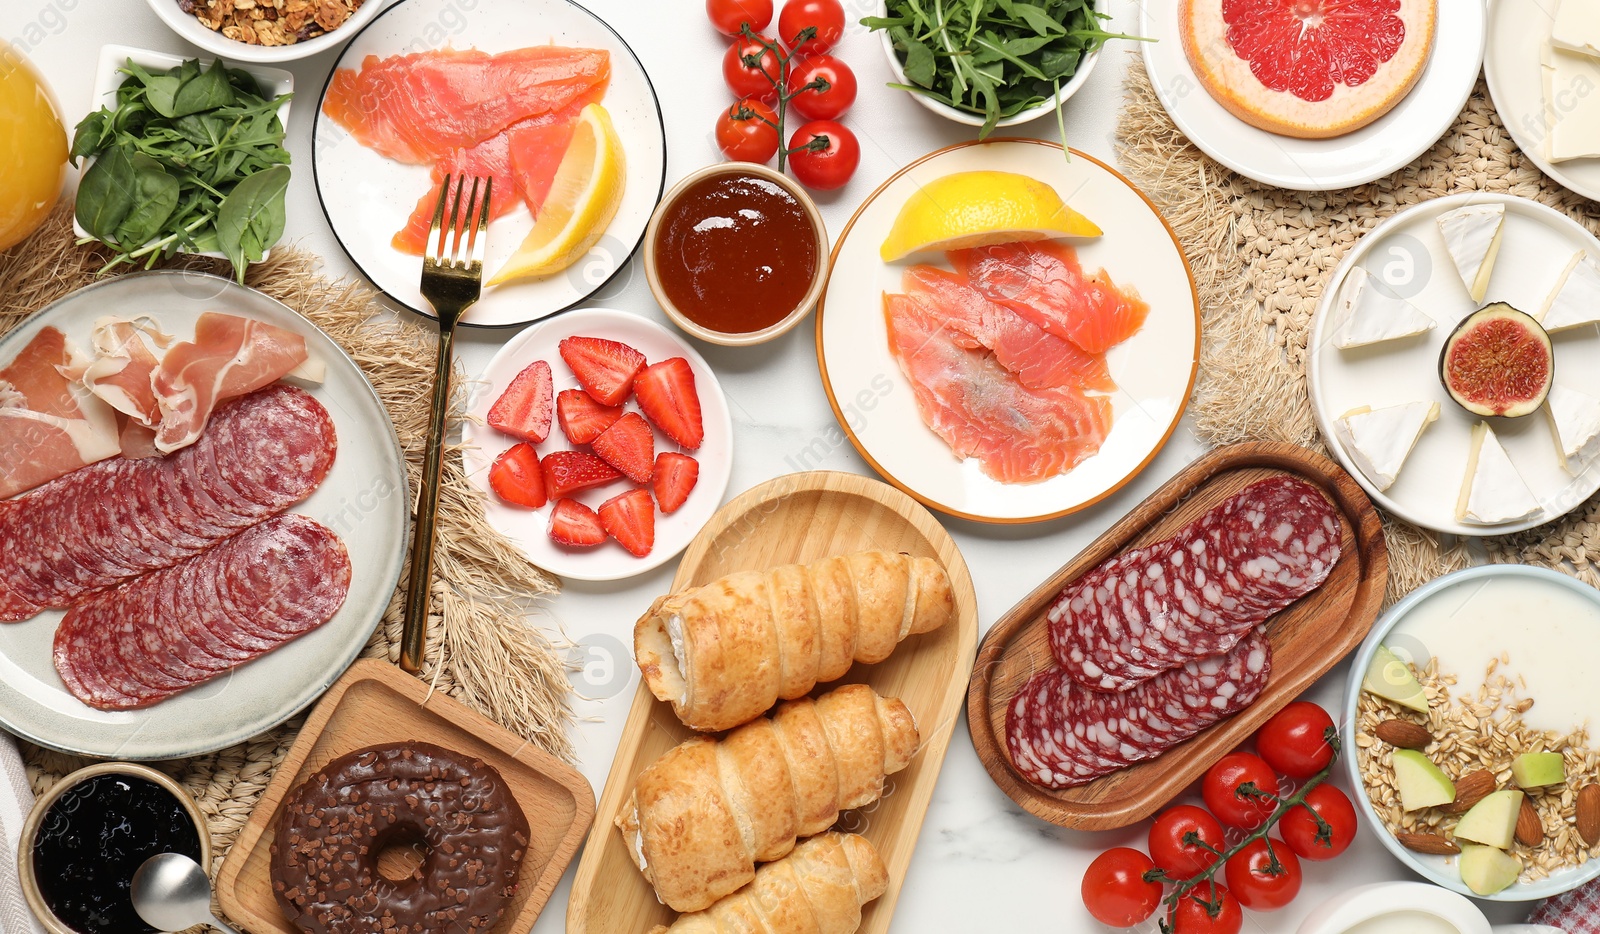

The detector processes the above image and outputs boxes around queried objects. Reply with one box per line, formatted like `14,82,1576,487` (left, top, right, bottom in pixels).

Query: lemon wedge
489,103,626,285
878,170,1101,262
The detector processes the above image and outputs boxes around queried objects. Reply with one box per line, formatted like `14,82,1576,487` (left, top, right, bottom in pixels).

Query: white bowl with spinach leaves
865,0,1124,135
72,46,292,283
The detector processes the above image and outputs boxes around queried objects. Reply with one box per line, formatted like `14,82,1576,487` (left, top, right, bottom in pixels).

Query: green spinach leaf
216,164,289,283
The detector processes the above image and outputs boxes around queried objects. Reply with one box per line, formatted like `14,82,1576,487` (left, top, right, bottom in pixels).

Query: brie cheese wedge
1331,266,1436,349
1540,251,1600,331
1545,384,1600,473
1553,0,1600,59
1540,40,1600,162
1456,422,1542,525
1437,204,1506,304
1336,401,1440,491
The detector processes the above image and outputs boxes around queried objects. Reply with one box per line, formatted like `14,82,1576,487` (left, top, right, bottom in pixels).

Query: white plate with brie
1485,0,1600,202
1308,192,1600,537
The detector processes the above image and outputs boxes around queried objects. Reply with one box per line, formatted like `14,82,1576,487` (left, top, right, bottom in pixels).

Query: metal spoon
130,853,240,934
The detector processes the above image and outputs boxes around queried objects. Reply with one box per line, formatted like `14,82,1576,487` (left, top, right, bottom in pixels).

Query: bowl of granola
144,0,382,62
1343,564,1600,901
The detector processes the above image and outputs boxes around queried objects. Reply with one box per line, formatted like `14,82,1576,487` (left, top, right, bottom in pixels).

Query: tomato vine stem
736,23,824,170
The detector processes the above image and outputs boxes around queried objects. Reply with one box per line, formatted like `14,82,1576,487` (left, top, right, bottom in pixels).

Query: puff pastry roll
634,550,953,731
646,832,888,934
618,683,918,912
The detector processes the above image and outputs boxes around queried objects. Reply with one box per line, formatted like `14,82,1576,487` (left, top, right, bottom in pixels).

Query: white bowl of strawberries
462,308,734,582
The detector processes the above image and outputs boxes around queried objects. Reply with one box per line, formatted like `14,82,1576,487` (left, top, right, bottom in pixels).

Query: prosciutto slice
0,327,120,500
150,312,318,453
79,317,169,427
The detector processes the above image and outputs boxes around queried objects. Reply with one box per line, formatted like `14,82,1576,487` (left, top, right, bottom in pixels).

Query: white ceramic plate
1308,192,1600,537
0,271,407,759
461,309,732,582
1343,566,1600,901
73,45,293,263
312,0,667,328
815,139,1199,524
1141,1,1485,191
1485,0,1600,202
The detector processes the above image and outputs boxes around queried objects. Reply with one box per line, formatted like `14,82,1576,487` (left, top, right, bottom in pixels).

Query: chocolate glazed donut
270,742,530,934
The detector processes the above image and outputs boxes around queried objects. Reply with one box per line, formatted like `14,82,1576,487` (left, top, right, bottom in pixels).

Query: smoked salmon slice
390,87,606,255
323,46,611,165
950,242,1149,355
883,292,1112,484
899,266,1116,393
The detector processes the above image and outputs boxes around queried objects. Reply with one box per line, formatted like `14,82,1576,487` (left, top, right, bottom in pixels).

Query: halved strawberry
599,488,655,557
487,359,553,443
652,452,699,514
556,388,623,445
634,357,704,449
540,450,622,500
488,443,546,508
548,498,606,547
591,412,655,484
559,336,646,406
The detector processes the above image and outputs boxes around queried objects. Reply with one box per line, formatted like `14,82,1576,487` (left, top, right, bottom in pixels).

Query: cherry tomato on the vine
786,54,857,120
787,119,858,190
1279,782,1358,860
1168,883,1243,934
1147,804,1226,881
1256,701,1337,780
714,98,780,163
722,35,783,101
778,0,845,54
1202,752,1282,830
1080,848,1162,928
706,0,773,37
1223,836,1302,911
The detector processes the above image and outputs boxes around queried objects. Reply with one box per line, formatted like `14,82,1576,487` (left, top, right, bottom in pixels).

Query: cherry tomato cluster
1081,702,1360,933
706,0,860,191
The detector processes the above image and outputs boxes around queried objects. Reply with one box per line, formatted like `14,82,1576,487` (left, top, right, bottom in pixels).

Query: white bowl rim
143,0,385,62
1340,563,1600,901
1294,881,1491,934
872,0,1104,127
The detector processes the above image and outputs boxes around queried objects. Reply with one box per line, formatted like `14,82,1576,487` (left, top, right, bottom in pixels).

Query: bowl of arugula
864,0,1129,136
71,45,292,283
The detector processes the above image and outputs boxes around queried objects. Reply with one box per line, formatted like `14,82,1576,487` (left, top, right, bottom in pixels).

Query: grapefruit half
1179,0,1438,139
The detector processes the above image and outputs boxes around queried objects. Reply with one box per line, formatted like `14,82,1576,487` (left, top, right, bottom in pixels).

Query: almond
1516,797,1545,848
1374,719,1432,750
1441,770,1496,815
1577,784,1600,847
1396,832,1460,856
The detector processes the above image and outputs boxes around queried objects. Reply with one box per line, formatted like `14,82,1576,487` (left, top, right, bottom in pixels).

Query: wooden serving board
567,471,979,934
215,659,595,934
967,442,1387,830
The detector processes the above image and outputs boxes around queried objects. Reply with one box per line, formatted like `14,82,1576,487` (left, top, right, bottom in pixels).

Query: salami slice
1006,633,1273,789
1,386,337,618
1052,477,1339,692
53,516,351,711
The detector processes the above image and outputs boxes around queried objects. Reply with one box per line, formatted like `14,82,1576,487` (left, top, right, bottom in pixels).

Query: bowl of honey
644,162,829,347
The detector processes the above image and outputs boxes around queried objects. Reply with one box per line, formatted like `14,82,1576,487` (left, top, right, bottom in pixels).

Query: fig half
1439,303,1553,418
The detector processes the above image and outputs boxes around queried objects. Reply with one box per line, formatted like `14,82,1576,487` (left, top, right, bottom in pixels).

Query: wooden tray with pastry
567,470,979,934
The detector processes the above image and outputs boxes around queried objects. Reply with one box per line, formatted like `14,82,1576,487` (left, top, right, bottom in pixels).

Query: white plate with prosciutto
0,270,407,759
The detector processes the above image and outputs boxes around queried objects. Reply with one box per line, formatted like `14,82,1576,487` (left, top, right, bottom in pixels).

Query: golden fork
400,174,491,674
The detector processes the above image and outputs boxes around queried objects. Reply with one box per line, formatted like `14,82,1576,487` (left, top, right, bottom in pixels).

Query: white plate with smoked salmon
0,271,407,759
1142,0,1484,190
816,139,1201,524
311,0,667,328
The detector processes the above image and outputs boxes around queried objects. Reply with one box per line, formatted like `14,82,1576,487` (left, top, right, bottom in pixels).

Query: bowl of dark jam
644,162,829,347
20,763,209,934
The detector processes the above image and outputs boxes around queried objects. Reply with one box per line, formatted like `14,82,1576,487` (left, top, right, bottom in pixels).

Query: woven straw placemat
0,204,573,870
1115,54,1600,600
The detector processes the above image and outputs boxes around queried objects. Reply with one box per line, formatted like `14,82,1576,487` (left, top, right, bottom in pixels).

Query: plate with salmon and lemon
816,139,1201,524
311,0,666,328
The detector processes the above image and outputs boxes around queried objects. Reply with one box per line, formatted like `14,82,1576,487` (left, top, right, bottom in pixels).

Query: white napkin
0,732,44,934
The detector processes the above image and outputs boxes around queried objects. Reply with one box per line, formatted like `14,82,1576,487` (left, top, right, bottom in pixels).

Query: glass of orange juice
0,43,67,252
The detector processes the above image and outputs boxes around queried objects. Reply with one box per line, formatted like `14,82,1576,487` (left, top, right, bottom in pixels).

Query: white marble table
7,0,1532,929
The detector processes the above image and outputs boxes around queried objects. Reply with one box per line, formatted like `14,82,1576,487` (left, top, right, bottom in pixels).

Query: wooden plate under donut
216,659,595,934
